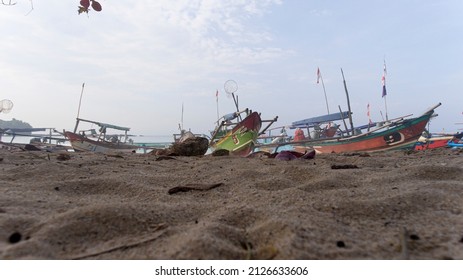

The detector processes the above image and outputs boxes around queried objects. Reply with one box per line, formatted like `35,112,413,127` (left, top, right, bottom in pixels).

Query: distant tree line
0,119,33,130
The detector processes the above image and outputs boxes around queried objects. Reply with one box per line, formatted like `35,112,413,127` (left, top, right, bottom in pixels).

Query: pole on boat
381,59,389,121
224,80,241,120
76,83,85,119
259,116,279,136
74,82,85,133
383,95,389,121
229,93,241,122
340,68,355,134
338,105,350,136
317,67,330,115
234,94,241,121
216,90,220,126
181,102,184,131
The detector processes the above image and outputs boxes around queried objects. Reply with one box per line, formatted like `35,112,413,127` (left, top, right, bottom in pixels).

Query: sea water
131,135,174,146
0,134,174,153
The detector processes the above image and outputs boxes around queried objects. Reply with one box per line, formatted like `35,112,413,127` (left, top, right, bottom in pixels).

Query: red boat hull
414,136,453,150
284,112,434,154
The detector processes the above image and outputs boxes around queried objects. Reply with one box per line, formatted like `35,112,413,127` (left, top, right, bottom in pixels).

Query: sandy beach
0,147,462,260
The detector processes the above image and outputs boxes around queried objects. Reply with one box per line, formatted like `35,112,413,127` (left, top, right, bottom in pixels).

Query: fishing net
0,99,14,113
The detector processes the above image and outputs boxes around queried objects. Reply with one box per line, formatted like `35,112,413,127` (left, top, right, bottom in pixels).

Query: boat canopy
291,111,350,128
76,118,131,132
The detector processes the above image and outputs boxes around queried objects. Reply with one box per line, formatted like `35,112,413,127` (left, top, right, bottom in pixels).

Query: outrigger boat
415,115,463,150
0,127,70,151
414,132,458,150
209,109,278,156
64,118,145,153
256,110,355,153
64,83,169,153
447,140,463,148
446,132,463,148
255,103,441,154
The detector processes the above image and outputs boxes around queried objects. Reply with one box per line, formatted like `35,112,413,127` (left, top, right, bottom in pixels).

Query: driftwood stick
168,183,224,195
400,227,410,260
72,224,167,260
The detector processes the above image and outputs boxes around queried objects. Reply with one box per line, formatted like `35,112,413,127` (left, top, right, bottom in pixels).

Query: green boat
210,109,277,156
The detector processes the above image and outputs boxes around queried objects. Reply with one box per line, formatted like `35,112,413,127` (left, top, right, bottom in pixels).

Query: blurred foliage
0,118,33,129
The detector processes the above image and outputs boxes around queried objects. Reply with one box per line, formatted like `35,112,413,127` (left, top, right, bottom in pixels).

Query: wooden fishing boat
446,132,463,148
414,136,452,150
255,110,357,153
64,118,142,153
209,109,277,156
256,103,441,154
447,140,463,148
414,134,454,150
1,127,70,152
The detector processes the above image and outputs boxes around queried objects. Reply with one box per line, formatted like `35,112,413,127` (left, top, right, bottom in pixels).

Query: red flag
316,68,321,84
216,90,218,97
381,75,387,97
367,103,372,124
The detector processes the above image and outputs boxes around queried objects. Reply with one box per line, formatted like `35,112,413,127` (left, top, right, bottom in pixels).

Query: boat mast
382,59,389,121
74,82,85,133
338,105,350,136
341,68,355,134
317,67,330,115
216,90,220,126
181,102,184,132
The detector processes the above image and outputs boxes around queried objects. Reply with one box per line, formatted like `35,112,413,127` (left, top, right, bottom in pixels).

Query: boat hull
275,111,434,154
64,131,139,153
447,141,463,148
414,136,454,150
212,112,262,156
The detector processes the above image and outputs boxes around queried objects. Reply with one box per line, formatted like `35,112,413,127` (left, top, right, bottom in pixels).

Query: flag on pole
317,67,321,84
216,89,218,100
381,63,387,98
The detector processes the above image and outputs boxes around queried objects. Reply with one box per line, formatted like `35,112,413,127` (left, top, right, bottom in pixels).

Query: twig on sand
400,227,410,260
168,183,224,194
331,164,359,169
72,223,168,259
244,241,253,260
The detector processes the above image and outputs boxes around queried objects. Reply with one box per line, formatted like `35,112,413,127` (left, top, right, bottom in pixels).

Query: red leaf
80,0,90,9
91,0,102,12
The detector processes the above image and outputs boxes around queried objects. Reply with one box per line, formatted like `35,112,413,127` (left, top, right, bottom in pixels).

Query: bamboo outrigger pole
341,68,355,134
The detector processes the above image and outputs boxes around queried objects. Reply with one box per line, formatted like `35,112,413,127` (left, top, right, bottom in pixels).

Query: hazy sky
1,0,462,136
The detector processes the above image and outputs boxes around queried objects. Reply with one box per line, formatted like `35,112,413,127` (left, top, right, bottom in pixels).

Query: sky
1,0,462,136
